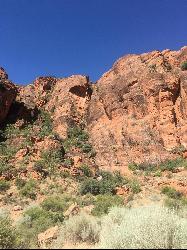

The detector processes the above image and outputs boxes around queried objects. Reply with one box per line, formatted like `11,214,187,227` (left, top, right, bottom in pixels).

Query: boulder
38,226,59,249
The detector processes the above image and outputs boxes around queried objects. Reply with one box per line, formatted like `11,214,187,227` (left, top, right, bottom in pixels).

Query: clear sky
0,0,187,84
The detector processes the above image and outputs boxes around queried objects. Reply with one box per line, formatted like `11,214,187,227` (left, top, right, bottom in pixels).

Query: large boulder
38,226,59,248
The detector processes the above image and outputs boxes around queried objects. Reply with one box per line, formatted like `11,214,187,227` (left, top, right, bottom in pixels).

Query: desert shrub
79,164,93,177
162,186,187,210
15,178,27,189
63,158,73,168
17,206,55,248
20,179,38,200
64,126,94,156
80,178,100,195
181,61,187,71
154,170,162,177
32,161,49,178
0,215,19,249
0,179,10,192
98,206,187,249
37,111,53,138
60,170,71,179
129,158,187,174
92,194,123,217
80,170,126,195
36,148,64,175
128,162,139,171
0,141,19,162
81,143,92,153
171,145,186,154
0,162,11,176
129,162,156,172
41,196,71,213
77,193,95,207
162,186,183,200
62,212,101,244
164,197,187,211
67,127,89,141
160,158,187,172
128,179,141,194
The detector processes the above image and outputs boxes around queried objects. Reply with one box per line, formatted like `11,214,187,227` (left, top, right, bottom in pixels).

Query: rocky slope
0,47,187,248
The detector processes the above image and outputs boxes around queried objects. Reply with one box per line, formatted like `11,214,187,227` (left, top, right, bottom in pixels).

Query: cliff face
88,47,187,170
0,47,187,172
0,68,17,123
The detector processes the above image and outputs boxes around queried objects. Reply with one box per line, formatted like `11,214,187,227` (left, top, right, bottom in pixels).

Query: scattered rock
64,203,80,218
115,186,130,196
13,205,23,211
38,226,59,249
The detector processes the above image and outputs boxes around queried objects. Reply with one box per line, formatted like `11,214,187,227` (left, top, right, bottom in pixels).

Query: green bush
67,127,89,141
64,126,94,155
60,170,71,178
0,179,10,192
164,197,187,210
128,179,141,194
0,162,11,176
81,143,92,153
41,196,70,213
17,206,56,248
128,158,187,174
37,111,53,138
181,61,187,71
63,158,73,168
98,206,187,249
128,162,156,172
80,171,126,196
79,164,93,177
20,179,38,200
92,194,124,217
80,178,101,195
15,178,27,190
160,158,187,172
33,161,49,178
36,148,64,175
162,186,183,199
0,215,19,249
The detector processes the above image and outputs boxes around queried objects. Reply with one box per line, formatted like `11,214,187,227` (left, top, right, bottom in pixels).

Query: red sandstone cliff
0,47,187,171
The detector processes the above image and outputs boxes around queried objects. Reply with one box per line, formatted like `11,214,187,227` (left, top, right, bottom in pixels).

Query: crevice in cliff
172,80,181,127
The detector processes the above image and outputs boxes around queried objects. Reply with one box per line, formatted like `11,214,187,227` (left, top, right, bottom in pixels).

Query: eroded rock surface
2,46,187,171
87,47,187,170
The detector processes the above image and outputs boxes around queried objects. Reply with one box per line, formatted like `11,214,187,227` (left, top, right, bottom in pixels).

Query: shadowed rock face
0,68,17,123
16,75,92,138
1,47,187,171
0,67,8,80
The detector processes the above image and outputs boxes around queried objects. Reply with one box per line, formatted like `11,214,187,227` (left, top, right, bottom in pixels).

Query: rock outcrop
17,75,92,138
87,47,187,171
0,68,17,123
2,46,187,172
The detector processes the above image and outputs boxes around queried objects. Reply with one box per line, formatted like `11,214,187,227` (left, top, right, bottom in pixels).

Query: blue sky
0,0,187,84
